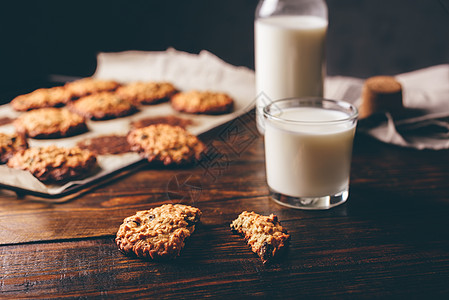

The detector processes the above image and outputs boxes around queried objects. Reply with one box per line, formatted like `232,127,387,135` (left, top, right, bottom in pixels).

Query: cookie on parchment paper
68,92,137,120
64,78,120,99
116,204,202,259
127,124,205,165
230,211,290,264
13,107,87,139
7,145,97,182
10,86,72,112
116,81,177,105
0,133,28,164
170,90,234,115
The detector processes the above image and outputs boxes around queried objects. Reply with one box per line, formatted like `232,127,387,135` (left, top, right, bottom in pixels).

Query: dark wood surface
1,111,449,299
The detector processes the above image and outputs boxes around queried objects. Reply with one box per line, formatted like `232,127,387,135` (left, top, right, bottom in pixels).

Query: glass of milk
263,98,358,210
255,0,328,134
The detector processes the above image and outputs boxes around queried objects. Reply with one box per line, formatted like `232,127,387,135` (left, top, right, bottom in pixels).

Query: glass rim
263,97,358,125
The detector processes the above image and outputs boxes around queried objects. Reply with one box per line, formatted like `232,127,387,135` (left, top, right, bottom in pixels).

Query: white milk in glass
255,15,327,132
264,107,356,198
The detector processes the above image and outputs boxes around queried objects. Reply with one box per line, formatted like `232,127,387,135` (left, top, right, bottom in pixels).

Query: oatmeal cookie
11,86,72,111
0,133,28,164
230,211,290,264
127,124,205,165
116,81,177,105
13,107,87,139
7,145,97,182
64,78,120,99
171,90,234,114
116,204,202,259
68,92,137,120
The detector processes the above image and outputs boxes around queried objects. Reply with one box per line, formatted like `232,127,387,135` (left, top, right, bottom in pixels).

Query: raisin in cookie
11,86,72,111
230,211,290,264
171,90,234,114
127,124,205,165
7,145,97,182
68,92,137,120
64,78,120,99
0,133,28,164
13,107,87,139
116,81,177,105
116,204,202,259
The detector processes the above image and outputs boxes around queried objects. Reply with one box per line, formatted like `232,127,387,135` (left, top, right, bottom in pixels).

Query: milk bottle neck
256,0,327,19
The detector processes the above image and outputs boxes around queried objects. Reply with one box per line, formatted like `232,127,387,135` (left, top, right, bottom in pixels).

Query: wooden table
1,110,449,299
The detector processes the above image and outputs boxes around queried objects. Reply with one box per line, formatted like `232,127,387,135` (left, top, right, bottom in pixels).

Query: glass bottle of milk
255,0,328,133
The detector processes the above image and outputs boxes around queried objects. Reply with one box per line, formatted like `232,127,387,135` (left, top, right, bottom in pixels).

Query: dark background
1,0,448,101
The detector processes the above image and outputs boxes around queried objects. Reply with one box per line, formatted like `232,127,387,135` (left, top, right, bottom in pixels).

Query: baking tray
0,50,256,199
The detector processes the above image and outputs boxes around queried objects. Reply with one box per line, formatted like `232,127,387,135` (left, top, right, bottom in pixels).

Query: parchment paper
0,49,255,196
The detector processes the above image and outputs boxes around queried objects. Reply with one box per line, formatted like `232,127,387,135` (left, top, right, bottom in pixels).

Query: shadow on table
347,185,449,250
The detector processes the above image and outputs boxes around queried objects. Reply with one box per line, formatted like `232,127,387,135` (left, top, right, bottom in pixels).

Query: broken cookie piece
230,211,290,264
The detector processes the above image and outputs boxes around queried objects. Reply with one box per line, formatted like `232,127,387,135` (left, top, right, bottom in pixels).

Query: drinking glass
263,98,358,209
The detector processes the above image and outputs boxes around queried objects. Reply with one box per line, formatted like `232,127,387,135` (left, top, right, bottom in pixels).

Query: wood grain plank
1,120,449,245
2,115,449,298
2,216,449,299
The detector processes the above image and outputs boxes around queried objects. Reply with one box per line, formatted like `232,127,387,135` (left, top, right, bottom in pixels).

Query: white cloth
325,65,449,149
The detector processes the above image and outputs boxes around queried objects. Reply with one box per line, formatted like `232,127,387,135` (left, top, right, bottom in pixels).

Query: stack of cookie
2,77,235,183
